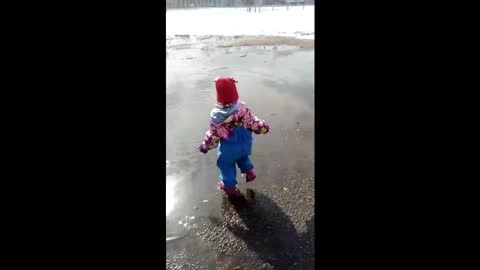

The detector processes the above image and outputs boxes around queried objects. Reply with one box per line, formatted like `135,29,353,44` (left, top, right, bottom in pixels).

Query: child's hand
198,145,208,154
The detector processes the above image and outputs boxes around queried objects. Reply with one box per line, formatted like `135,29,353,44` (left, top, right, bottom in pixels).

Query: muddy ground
166,35,314,269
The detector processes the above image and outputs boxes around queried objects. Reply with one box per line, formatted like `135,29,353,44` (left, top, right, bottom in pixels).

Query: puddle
166,175,178,217
166,38,314,269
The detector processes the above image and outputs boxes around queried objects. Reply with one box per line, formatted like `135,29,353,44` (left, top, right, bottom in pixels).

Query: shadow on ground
221,189,314,269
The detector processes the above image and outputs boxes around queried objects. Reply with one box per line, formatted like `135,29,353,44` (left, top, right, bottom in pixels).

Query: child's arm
198,125,221,154
244,109,269,135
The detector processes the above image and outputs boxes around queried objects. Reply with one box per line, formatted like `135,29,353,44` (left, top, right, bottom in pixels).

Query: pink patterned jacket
198,101,269,153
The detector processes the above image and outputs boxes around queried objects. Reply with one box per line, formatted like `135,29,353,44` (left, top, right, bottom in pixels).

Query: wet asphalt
166,36,314,269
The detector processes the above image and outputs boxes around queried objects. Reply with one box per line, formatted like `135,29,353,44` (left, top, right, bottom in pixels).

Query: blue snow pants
217,126,254,188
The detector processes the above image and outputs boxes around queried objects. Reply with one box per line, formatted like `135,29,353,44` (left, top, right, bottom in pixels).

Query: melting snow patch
167,6,314,40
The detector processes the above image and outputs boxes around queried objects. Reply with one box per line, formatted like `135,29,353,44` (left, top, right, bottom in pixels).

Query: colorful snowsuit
199,101,269,188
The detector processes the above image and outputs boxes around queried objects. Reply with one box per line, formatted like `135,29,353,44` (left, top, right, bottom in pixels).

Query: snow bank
166,6,314,40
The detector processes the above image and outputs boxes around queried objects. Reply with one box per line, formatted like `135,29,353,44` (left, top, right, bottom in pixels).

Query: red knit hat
215,77,239,104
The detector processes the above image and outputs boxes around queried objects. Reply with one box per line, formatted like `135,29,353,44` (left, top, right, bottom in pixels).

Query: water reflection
166,174,179,217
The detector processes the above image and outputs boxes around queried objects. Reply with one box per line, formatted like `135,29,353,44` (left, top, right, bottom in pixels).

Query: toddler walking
198,77,269,197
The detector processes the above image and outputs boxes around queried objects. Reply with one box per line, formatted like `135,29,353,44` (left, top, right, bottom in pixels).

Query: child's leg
235,156,254,173
236,156,255,182
217,157,237,188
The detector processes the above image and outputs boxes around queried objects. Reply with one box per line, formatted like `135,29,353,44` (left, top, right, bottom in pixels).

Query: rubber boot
218,181,239,196
245,169,256,183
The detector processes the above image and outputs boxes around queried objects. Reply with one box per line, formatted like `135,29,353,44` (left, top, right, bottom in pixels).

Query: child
198,77,269,197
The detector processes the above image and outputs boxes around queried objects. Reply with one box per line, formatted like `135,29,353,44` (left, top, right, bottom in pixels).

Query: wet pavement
166,36,314,269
